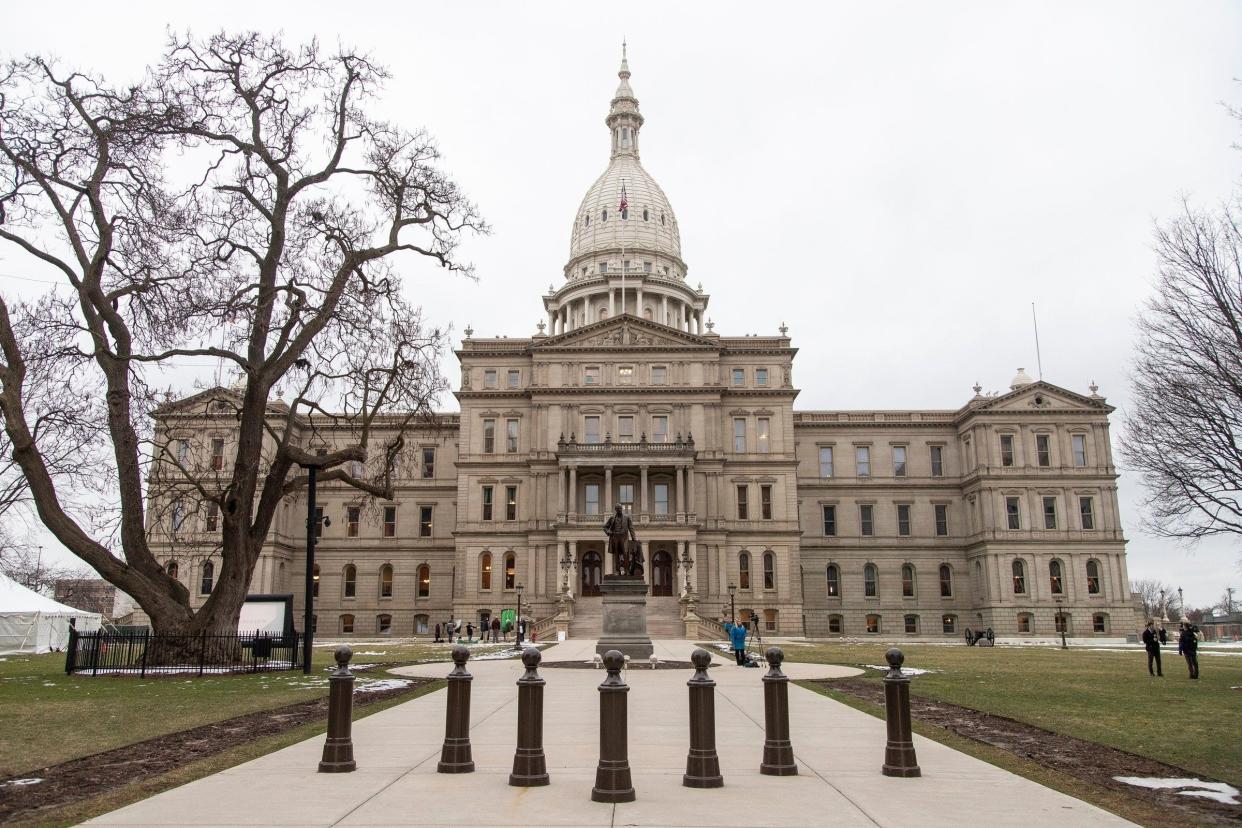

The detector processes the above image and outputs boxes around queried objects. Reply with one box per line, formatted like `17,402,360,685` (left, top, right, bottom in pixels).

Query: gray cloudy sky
3,1,1240,609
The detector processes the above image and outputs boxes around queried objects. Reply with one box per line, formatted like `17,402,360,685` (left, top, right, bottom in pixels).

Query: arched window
343,564,357,598
1049,559,1064,595
1086,559,1101,594
480,552,492,590
738,552,750,590
901,564,915,597
377,614,392,634
340,614,355,634
642,208,649,221
380,564,394,598
660,212,666,225
864,563,878,598
417,564,430,598
601,208,608,222
584,214,590,226
505,552,516,589
166,560,179,580
199,561,214,595
762,552,775,590
621,207,628,220
312,563,320,598
939,564,953,597
1012,559,1026,594
826,564,840,597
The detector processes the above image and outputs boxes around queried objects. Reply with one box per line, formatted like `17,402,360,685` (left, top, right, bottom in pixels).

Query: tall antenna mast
1031,302,1044,381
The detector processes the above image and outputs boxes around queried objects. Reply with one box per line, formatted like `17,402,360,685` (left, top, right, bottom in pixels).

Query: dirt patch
0,670,438,824
815,678,1240,826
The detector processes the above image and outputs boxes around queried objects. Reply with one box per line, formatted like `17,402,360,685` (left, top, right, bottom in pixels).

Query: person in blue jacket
729,619,748,665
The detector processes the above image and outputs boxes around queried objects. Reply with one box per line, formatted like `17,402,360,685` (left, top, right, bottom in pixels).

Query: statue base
595,575,653,660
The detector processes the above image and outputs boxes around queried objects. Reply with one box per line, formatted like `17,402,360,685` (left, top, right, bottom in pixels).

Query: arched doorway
581,550,603,597
652,549,674,596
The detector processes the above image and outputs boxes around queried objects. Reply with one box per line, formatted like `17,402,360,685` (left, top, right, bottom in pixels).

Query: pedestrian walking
1178,618,1200,680
1142,620,1163,677
466,622,475,643
434,622,441,643
729,618,748,666
491,616,500,643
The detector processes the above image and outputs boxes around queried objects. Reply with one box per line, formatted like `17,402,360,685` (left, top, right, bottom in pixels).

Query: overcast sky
3,1,1240,610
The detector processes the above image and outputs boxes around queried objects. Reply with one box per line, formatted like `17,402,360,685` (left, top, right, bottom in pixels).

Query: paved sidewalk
86,639,1133,827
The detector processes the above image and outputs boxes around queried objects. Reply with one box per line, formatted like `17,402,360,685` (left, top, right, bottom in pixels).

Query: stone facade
146,51,1140,642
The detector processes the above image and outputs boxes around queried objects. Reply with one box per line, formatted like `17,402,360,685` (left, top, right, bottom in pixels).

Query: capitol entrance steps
567,594,685,639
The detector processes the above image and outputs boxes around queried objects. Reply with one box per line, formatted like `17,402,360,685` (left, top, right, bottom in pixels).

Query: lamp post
516,581,525,645
678,545,693,595
727,581,737,625
559,546,573,596
300,465,331,674
1054,595,1067,649
1177,587,1184,620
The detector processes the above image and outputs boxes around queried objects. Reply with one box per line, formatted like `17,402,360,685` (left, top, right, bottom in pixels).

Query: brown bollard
881,647,921,777
509,646,550,786
318,645,357,772
438,644,475,773
591,649,636,803
684,648,724,788
759,646,798,776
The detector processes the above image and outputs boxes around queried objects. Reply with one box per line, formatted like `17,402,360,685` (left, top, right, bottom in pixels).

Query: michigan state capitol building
153,51,1140,643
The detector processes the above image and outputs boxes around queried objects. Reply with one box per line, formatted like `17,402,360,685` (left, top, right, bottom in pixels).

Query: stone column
568,467,577,516
686,467,696,518
637,287,644,317
560,468,568,516
662,294,669,326
604,466,613,515
675,465,685,516
609,288,615,318
640,466,649,515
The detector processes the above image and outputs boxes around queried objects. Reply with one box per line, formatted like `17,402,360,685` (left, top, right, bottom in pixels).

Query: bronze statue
604,504,642,576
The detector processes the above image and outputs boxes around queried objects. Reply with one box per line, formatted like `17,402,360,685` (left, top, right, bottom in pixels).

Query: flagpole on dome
619,179,629,317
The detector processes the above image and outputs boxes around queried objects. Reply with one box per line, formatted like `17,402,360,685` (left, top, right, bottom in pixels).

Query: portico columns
687,468,696,517
609,289,615,318
637,287,644,318
604,467,613,515
568,467,577,515
640,466,649,513
661,295,669,326
676,465,685,516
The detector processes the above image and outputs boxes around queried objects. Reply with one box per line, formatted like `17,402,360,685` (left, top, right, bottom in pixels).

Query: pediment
970,381,1110,414
154,385,289,418
537,314,717,350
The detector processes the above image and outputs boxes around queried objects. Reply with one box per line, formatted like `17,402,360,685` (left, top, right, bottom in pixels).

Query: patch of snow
1113,776,1240,805
471,648,526,661
357,678,412,693
2,778,43,787
862,664,939,676
352,651,388,656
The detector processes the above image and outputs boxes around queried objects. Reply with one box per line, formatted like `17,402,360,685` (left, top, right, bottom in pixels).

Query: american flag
619,183,628,214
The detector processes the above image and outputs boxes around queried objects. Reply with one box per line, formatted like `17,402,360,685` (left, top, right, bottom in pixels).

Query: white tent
0,572,102,654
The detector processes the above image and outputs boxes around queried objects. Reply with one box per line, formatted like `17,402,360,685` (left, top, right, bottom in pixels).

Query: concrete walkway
86,639,1133,827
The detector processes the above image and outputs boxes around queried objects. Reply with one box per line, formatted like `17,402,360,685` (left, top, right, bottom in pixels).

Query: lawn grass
782,641,1242,787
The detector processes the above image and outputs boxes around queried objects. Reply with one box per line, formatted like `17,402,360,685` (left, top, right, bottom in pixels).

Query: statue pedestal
596,575,653,659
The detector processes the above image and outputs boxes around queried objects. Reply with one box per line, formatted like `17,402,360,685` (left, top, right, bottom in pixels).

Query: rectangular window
585,416,601,444
315,506,325,538
860,504,874,536
905,615,918,634
210,437,225,470
736,485,749,520
382,505,396,538
822,505,836,536
1093,614,1106,633
484,369,497,389
584,366,600,385
930,445,944,477
934,504,948,537
618,366,634,385
652,415,669,443
586,483,601,515
203,501,218,532
1000,434,1015,467
347,506,360,537
897,504,911,536
756,368,768,386
507,369,520,388
819,446,834,478
1036,434,1051,467
177,439,189,464
505,485,518,521
1072,434,1088,467
893,446,907,477
733,418,747,452
422,447,435,478
599,262,608,274
482,486,493,521
419,506,432,537
618,415,635,443
866,614,880,634
732,368,745,386
1006,496,1021,530
1080,497,1095,530
644,261,652,273
828,615,842,634
761,485,773,520
651,365,667,385
1043,496,1057,530
856,446,871,477
757,418,770,453
483,419,496,453
618,483,635,512
942,614,956,634
654,483,669,515
1018,614,1031,633
506,419,519,453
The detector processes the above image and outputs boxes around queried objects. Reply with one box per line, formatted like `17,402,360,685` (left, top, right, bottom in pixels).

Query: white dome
569,156,681,262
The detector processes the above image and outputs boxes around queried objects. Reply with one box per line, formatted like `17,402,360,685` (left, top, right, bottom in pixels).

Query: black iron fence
64,627,301,677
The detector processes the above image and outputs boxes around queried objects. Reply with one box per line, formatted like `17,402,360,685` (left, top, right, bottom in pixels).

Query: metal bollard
759,646,798,776
318,645,357,773
683,648,724,788
881,647,921,777
438,644,475,773
591,649,636,803
509,646,550,786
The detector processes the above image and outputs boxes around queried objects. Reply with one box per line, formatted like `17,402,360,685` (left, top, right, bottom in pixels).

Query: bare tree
0,32,484,645
1130,578,1177,621
1122,202,1242,558
0,533,91,596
